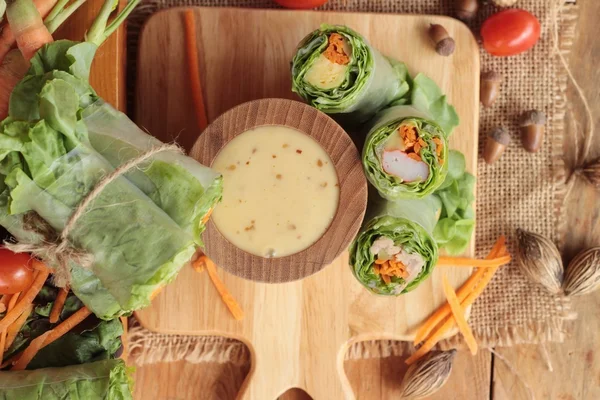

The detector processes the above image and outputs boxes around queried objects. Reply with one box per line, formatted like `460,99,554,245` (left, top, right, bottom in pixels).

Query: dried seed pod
564,247,600,296
480,71,502,107
520,110,546,153
429,24,455,56
516,229,564,294
493,0,518,6
483,127,510,164
582,158,600,189
454,0,479,21
400,350,456,399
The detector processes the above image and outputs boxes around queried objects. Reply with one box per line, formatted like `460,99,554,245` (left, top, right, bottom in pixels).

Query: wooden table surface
133,1,600,398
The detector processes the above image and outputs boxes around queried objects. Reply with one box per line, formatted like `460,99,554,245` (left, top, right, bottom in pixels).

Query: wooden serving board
135,7,479,400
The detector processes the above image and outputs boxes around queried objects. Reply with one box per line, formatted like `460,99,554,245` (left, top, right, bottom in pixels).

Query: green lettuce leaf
0,359,133,399
410,74,459,136
432,150,475,255
291,24,410,124
363,105,448,200
349,194,439,295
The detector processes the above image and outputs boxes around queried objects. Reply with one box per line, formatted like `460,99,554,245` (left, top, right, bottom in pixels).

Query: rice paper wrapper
291,24,410,125
0,359,133,399
363,105,449,200
349,194,439,295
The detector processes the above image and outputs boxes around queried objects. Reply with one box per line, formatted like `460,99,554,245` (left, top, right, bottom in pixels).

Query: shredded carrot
42,306,92,347
437,254,511,268
323,33,350,65
31,259,51,273
49,286,68,324
10,331,51,371
414,236,506,344
183,10,208,132
204,257,244,321
442,276,478,355
0,293,20,363
374,259,387,265
381,274,391,284
0,267,49,332
120,316,128,362
201,207,214,225
4,303,33,351
150,286,164,300
192,255,207,274
406,247,504,365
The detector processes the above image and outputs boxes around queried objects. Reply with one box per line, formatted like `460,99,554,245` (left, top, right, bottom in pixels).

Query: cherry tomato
273,0,329,9
0,248,34,294
481,9,541,56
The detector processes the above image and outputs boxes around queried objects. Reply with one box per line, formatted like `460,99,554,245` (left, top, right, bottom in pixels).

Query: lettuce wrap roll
349,195,439,295
291,25,410,124
363,106,449,200
0,359,132,399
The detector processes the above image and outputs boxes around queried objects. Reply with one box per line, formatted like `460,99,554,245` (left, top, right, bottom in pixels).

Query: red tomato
273,0,328,9
481,9,541,56
0,248,34,294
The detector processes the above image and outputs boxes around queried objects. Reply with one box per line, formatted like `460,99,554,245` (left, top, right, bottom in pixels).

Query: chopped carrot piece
49,286,68,324
374,259,387,265
201,208,214,225
323,33,350,65
43,307,92,347
0,293,20,362
4,304,33,351
0,266,49,332
414,236,506,344
381,274,391,284
11,331,51,371
407,153,422,162
204,258,244,321
192,255,206,273
442,276,478,355
373,264,381,275
437,255,511,268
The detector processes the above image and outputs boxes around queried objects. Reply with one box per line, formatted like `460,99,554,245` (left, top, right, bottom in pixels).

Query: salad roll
291,25,410,124
349,195,439,295
363,106,448,200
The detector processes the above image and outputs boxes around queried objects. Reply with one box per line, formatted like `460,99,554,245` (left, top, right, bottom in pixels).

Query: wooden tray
134,7,479,400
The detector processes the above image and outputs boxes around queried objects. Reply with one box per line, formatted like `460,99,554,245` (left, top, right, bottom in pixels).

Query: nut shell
484,127,510,164
521,125,544,153
516,229,564,294
480,71,502,107
455,0,479,20
564,247,600,296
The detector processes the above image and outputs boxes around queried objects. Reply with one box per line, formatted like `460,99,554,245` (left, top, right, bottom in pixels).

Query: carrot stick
6,0,54,62
0,293,20,363
201,207,213,225
120,316,128,362
0,0,58,64
4,303,33,350
414,236,506,344
48,286,68,324
42,306,91,347
0,267,48,332
442,276,478,355
406,252,504,365
10,331,51,370
183,10,208,132
437,254,511,268
204,258,244,321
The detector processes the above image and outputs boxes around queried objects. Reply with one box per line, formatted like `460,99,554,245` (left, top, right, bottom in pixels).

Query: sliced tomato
0,248,35,294
481,9,541,56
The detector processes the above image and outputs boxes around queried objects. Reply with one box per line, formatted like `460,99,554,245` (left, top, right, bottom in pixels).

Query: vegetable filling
369,236,425,286
303,33,352,90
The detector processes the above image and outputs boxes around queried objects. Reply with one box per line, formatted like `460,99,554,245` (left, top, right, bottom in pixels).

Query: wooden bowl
190,98,367,283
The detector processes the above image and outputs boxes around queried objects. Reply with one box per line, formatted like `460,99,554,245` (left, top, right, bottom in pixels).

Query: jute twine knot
4,143,183,288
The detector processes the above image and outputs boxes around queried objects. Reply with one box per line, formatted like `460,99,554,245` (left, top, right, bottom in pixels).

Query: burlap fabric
126,0,579,366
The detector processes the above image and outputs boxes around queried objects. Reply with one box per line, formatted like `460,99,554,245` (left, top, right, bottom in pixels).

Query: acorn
429,24,455,56
484,127,510,164
480,71,502,107
519,110,546,153
455,0,479,21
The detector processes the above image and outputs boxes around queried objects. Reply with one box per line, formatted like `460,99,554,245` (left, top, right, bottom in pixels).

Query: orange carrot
49,286,68,324
204,257,244,321
0,293,20,363
201,208,213,225
4,303,34,350
0,268,48,332
183,10,208,132
42,306,91,347
0,0,58,64
11,331,51,370
437,254,511,268
442,276,478,355
406,250,504,365
414,236,506,344
192,255,206,274
120,316,128,362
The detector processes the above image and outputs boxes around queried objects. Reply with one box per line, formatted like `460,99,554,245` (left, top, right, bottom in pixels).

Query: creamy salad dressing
212,125,339,258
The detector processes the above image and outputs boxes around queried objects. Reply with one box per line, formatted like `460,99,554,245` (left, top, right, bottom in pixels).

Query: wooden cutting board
134,7,479,400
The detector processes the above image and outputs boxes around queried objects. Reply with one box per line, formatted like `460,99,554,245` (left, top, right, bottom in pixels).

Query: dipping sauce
212,125,339,258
